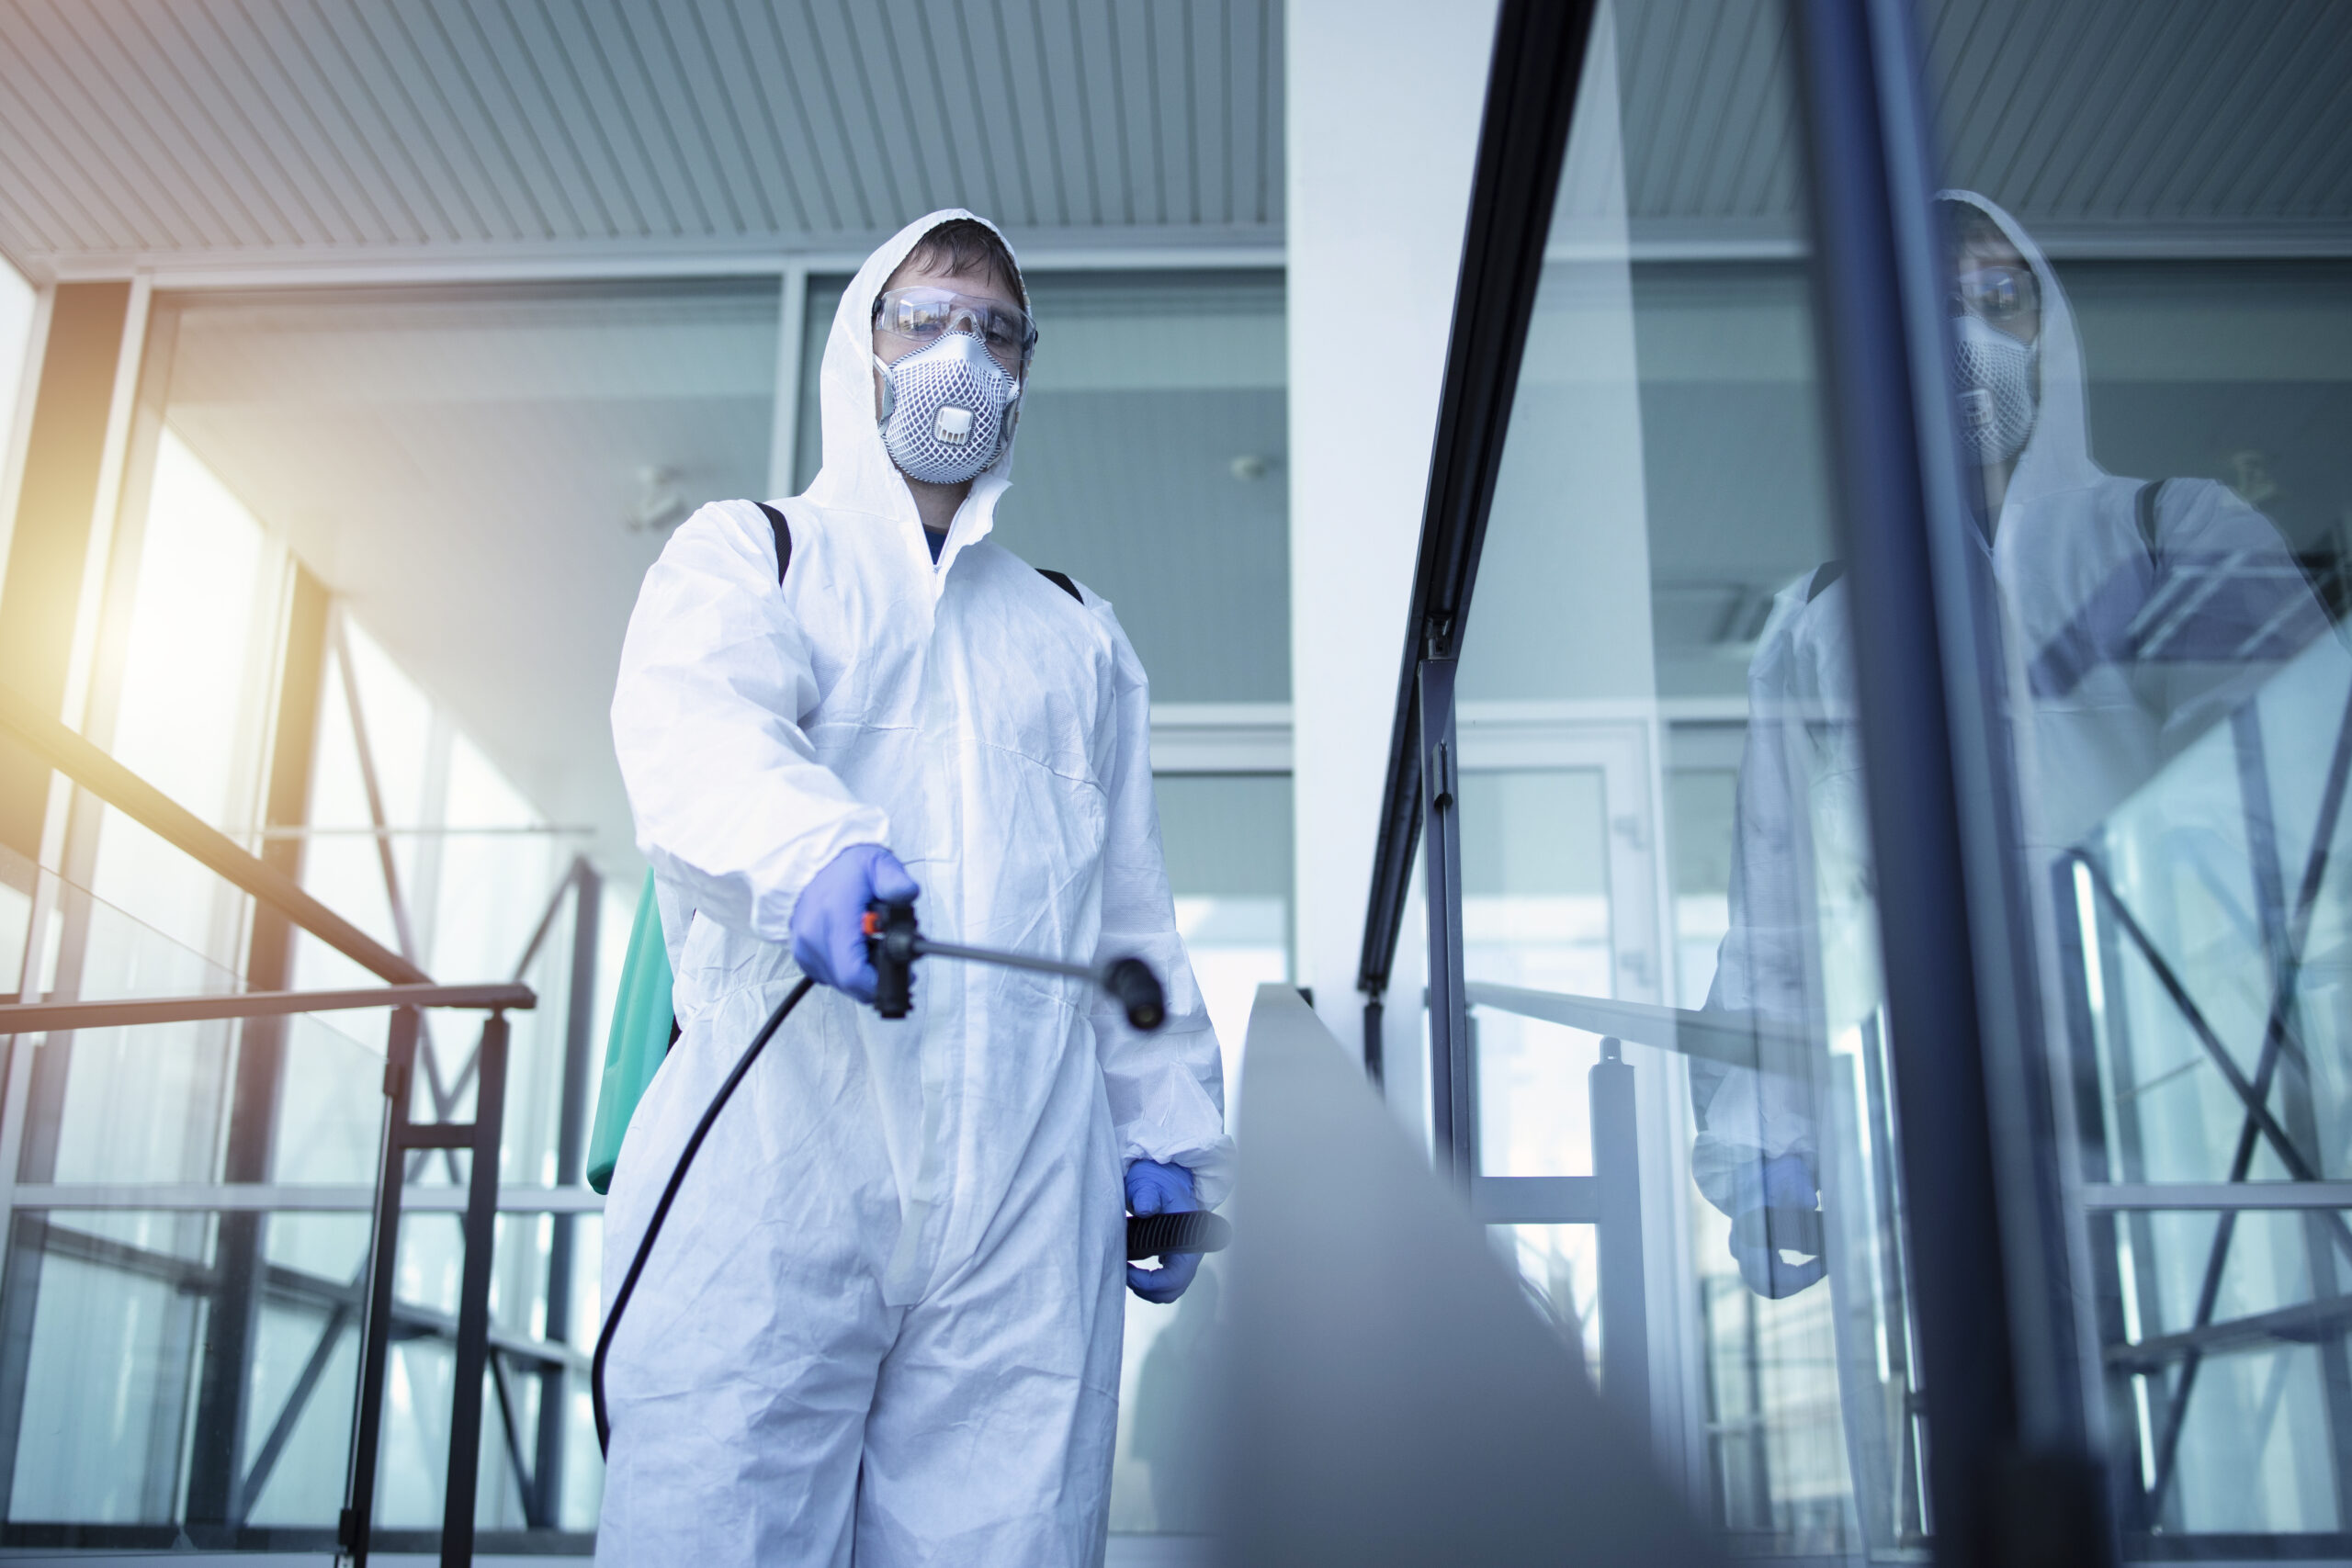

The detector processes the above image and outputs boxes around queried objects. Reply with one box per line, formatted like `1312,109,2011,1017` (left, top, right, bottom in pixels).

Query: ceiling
0,0,1283,280
1587,0,2352,254
4,0,2348,280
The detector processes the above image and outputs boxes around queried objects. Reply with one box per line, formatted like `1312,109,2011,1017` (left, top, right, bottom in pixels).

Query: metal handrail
2082,1182,2352,1212
0,684,555,1562
1464,981,1816,1080
12,1181,605,1213
0,981,534,1033
0,681,426,985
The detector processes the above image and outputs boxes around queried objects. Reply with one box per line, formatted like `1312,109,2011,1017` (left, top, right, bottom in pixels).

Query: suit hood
801,209,1031,573
1938,189,2103,508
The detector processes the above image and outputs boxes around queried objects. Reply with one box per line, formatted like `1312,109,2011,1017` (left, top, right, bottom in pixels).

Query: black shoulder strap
2135,479,2165,565
1806,559,1847,603
754,502,793,584
1038,569,1081,604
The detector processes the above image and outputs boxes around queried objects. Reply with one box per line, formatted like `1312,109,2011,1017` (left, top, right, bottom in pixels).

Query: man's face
871,258,1028,422
1950,228,2041,346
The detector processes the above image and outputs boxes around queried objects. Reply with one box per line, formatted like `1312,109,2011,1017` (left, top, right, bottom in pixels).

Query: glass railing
0,834,602,1551
1350,0,2352,1559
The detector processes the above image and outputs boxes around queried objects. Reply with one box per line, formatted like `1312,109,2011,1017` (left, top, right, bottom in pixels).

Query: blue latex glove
1125,1159,1203,1304
790,844,920,1003
1727,1153,1826,1299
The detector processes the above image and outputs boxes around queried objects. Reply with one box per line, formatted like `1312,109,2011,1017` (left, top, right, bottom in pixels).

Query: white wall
1286,0,1498,1107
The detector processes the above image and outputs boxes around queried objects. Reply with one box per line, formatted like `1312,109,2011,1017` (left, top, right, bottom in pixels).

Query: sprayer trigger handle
865,897,919,1020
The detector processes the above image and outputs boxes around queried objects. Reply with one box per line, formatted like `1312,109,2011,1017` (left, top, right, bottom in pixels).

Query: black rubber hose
1126,1209,1232,1259
593,976,815,1457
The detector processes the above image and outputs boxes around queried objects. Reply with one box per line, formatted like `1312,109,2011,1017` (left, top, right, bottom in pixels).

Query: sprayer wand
862,897,1169,1032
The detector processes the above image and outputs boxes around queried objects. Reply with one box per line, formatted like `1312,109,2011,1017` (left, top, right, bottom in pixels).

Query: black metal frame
1355,0,1600,1047
1340,0,1663,1454
1785,5,2064,1562
343,1005,511,1568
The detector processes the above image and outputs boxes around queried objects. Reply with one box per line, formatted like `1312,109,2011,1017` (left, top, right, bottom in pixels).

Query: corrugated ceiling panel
1594,0,2352,247
12,0,2346,276
0,0,1286,276
1928,0,2352,231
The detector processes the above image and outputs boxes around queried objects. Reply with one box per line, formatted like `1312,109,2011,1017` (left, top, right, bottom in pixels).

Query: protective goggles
1950,265,2039,335
873,287,1037,373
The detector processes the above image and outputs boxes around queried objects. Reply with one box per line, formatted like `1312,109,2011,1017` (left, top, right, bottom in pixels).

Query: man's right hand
1728,1152,1826,1299
790,844,920,1003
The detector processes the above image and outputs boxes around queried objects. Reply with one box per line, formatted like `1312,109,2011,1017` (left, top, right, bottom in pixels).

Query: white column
1286,0,1498,1099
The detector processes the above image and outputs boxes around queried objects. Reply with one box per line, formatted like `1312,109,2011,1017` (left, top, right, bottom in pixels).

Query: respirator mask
873,286,1032,486
1949,269,2040,467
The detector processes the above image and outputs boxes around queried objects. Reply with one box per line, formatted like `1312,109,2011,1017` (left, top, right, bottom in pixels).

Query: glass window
1156,770,1294,1103
799,268,1290,703
0,277,758,1545
1445,1,1916,1554
1918,2,2352,1550
85,430,277,966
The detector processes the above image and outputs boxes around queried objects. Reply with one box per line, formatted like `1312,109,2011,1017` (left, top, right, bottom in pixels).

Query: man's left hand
1125,1159,1202,1303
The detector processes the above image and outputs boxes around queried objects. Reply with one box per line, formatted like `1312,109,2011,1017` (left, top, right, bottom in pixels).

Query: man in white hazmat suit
1693,190,2334,1298
598,209,1231,1563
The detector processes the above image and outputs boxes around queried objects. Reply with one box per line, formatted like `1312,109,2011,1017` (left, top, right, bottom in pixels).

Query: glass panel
799,268,1291,703
1466,769,1611,1179
1917,0,2352,1551
1154,771,1294,1108
3,1210,212,1528
0,1194,598,1541
85,430,275,969
1450,1,1912,1554
1501,1222,1603,1373
2,704,601,1543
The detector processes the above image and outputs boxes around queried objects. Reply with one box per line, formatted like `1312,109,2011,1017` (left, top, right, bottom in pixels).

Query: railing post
442,1010,508,1568
534,862,600,1529
1591,1037,1647,1438
1420,655,1471,1189
190,569,329,1535
343,1005,419,1568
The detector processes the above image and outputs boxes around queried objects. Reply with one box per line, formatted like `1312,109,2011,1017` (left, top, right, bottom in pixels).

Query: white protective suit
1690,191,2334,1214
598,209,1231,1565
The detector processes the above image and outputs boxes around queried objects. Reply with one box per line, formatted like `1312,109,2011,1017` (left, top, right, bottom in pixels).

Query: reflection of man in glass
1128,1264,1221,1532
1691,191,2333,1298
